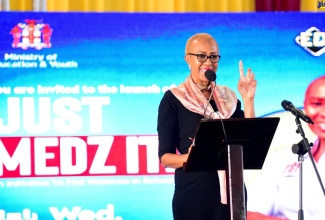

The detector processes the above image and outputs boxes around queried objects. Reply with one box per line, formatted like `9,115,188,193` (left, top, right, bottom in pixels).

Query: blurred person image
247,75,325,220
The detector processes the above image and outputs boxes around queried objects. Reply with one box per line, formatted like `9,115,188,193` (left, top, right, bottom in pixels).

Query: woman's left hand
237,60,257,100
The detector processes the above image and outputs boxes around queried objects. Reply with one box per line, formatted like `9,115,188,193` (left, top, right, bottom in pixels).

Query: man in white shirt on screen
247,75,325,220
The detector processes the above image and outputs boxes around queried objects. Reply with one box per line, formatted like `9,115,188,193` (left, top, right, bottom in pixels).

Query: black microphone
281,100,314,124
204,70,228,151
205,70,216,82
203,70,217,119
203,71,229,149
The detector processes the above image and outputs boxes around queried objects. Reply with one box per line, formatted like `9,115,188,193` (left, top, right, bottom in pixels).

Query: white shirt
247,139,325,219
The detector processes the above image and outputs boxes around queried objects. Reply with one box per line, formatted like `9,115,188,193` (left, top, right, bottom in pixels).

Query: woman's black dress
158,90,245,220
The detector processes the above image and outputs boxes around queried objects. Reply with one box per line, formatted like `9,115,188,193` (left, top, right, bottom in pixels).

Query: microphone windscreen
281,100,292,111
205,70,216,81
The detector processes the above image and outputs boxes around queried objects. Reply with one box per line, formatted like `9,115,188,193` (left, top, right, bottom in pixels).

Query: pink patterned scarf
171,76,237,119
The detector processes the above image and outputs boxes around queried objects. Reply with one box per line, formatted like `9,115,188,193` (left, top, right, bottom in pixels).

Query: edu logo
295,27,325,56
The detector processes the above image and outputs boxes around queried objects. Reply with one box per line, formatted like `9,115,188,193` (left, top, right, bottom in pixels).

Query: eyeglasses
187,53,221,63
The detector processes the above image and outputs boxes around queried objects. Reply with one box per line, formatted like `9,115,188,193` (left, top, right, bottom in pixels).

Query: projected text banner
0,12,324,220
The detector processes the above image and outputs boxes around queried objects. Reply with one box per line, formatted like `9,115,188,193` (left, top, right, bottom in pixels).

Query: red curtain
255,0,301,11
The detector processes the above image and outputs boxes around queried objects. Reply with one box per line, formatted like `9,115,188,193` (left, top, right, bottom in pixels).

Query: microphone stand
203,83,216,120
291,116,325,220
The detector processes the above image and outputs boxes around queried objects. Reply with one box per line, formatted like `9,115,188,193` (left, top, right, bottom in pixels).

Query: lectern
183,117,280,220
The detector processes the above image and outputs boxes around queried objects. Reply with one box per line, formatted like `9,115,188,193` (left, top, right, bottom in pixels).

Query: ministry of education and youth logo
10,19,53,50
295,27,325,56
